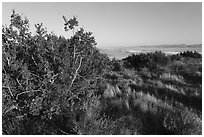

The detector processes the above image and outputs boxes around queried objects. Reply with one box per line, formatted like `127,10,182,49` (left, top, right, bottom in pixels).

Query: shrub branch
68,56,83,91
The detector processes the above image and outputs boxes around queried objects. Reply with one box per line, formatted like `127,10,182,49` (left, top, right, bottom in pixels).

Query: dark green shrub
180,51,201,58
123,51,169,71
111,58,123,71
2,10,110,134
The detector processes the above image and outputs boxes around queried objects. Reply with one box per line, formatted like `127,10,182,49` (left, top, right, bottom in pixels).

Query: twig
30,72,44,80
16,89,42,100
22,78,29,87
74,54,79,65
68,56,83,91
3,51,10,66
16,75,22,87
73,44,76,58
4,105,18,114
2,85,14,98
2,69,14,98
31,56,37,66
67,94,81,102
51,120,69,135
75,51,81,55
58,128,69,135
49,73,60,84
16,114,27,119
29,72,47,86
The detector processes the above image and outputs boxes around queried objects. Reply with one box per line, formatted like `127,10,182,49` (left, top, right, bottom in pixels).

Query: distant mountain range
99,44,202,60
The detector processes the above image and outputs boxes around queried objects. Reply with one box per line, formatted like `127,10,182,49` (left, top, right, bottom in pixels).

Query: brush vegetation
2,11,202,135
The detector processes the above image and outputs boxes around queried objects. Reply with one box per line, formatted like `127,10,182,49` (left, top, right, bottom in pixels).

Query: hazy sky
2,2,202,48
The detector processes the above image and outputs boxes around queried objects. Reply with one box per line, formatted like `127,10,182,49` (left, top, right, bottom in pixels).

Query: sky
2,2,202,48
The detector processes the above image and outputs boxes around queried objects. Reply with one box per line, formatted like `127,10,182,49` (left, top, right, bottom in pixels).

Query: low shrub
180,51,201,58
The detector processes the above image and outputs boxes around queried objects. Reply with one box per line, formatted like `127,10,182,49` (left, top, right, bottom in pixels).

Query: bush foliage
2,10,110,134
123,51,169,71
180,51,201,58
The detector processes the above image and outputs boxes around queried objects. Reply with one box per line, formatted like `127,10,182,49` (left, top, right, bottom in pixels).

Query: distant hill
99,44,202,60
